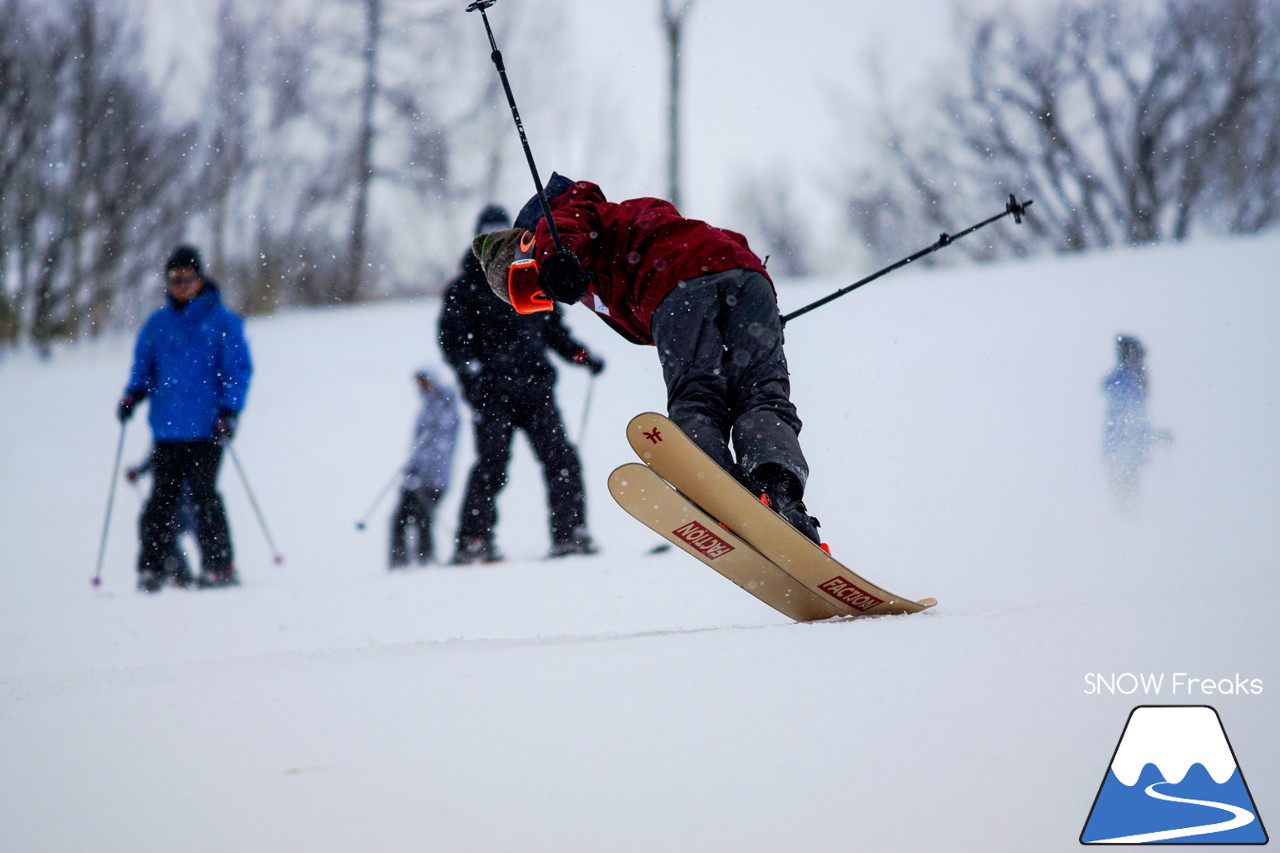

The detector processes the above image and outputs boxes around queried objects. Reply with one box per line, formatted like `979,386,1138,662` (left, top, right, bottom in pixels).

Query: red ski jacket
528,181,771,345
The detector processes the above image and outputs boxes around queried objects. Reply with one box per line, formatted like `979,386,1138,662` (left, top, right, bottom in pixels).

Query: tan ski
626,412,936,617
608,463,848,621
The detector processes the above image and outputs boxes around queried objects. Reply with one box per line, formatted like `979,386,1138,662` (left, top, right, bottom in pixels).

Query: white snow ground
2,234,1277,852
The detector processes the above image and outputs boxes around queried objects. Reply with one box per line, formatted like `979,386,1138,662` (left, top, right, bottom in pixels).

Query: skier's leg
137,442,184,586
187,442,234,575
454,407,515,556
415,488,442,563
719,269,808,490
518,393,590,547
650,276,736,472
389,488,414,568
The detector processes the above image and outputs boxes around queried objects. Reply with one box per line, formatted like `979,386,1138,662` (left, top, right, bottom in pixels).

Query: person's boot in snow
750,464,823,547
197,565,240,589
451,537,502,565
163,551,194,588
137,568,164,594
548,527,598,558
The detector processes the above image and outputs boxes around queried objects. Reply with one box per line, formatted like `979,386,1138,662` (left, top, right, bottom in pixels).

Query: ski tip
917,597,938,609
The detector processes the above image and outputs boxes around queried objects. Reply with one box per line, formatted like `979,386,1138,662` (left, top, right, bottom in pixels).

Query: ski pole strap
781,195,1033,325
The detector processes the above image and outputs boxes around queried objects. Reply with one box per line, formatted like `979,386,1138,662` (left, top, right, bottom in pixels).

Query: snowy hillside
2,234,1278,852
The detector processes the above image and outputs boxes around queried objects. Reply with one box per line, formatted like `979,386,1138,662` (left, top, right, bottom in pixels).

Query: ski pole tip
91,576,101,587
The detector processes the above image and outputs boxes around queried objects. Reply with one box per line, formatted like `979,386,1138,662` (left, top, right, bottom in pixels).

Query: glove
572,349,605,376
213,410,238,445
538,249,591,304
117,392,145,423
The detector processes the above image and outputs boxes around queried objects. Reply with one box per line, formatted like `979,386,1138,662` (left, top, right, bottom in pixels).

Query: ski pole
92,423,128,587
226,443,284,565
781,195,1034,325
467,0,564,252
355,466,403,531
577,373,597,446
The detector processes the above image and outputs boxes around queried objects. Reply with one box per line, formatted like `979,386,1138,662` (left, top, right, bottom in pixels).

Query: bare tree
660,0,697,209
844,0,1280,263
0,0,198,350
731,173,812,277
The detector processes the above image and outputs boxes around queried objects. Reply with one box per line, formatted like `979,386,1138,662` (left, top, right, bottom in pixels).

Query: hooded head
513,172,575,231
471,228,553,314
474,204,511,235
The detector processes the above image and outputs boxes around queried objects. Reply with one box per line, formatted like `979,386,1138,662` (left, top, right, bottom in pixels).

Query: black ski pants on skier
457,387,586,545
649,268,809,490
390,487,442,567
138,440,233,575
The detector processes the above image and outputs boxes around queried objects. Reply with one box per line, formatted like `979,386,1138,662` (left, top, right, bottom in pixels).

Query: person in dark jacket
117,245,253,592
473,176,821,545
439,204,604,563
390,367,460,568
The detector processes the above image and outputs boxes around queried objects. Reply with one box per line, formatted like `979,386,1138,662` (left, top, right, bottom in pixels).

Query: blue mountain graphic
1082,762,1268,844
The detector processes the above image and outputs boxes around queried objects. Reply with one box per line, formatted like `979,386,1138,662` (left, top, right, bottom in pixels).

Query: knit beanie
471,228,524,306
165,244,204,275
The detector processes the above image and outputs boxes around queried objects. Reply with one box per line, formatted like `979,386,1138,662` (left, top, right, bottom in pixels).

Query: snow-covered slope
2,235,1277,852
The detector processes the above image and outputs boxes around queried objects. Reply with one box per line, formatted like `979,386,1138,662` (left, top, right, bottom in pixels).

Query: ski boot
748,464,824,548
451,537,503,565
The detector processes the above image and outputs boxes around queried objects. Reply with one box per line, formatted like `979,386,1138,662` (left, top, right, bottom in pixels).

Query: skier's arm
217,316,253,414
437,287,481,374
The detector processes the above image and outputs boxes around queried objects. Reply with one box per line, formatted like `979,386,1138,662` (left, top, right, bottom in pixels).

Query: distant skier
1101,334,1171,510
390,367,459,568
116,245,253,592
439,203,604,563
472,176,822,545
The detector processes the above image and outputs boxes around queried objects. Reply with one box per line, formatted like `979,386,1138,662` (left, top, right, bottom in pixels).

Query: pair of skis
609,413,936,622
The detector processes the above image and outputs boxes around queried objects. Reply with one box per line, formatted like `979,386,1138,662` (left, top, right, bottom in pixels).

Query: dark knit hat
165,245,203,275
474,204,512,235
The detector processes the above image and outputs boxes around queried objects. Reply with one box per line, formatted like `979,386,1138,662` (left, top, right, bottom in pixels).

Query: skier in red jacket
473,175,821,544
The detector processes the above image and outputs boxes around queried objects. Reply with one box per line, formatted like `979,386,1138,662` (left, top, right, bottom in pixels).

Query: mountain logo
1081,705,1268,845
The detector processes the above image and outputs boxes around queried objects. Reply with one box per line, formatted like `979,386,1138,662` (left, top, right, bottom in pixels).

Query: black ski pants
650,268,808,490
390,487,442,566
138,440,233,574
457,386,586,545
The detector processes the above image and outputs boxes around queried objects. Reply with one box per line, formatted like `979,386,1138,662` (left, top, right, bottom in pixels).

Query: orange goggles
508,258,552,314
508,231,553,314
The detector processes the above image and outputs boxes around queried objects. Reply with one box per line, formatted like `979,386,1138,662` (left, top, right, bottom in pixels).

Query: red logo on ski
672,521,734,560
644,428,663,444
818,577,885,611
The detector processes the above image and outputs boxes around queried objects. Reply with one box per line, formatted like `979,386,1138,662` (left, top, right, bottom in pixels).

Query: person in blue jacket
1101,334,1170,511
389,367,460,568
117,245,253,592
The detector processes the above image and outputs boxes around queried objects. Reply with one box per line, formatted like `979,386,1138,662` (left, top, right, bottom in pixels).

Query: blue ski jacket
402,369,460,493
125,281,253,441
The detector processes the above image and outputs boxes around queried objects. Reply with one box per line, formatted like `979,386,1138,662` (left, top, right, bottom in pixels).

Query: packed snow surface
2,235,1277,852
